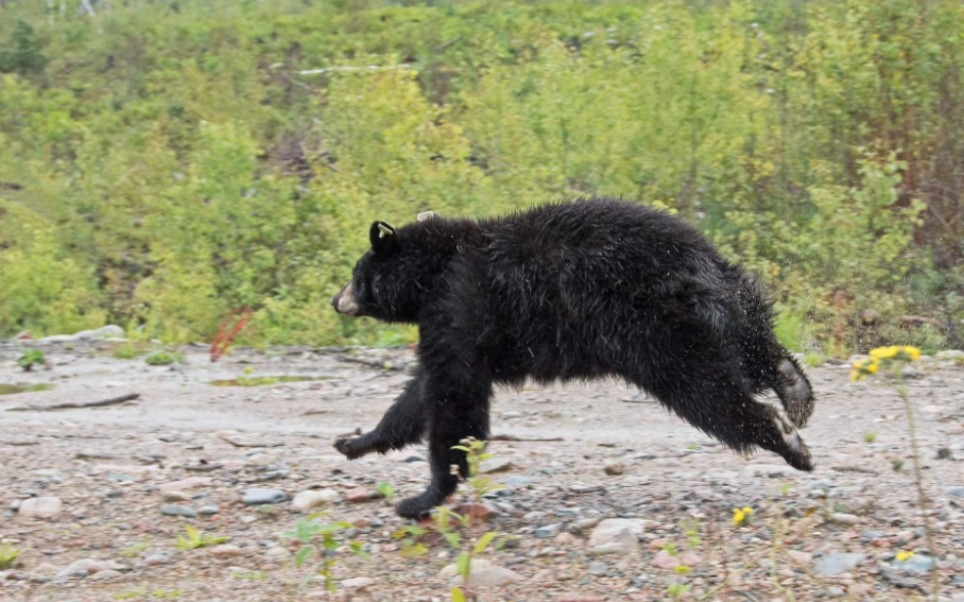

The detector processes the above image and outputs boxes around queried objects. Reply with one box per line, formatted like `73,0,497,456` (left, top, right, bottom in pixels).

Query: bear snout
332,282,361,316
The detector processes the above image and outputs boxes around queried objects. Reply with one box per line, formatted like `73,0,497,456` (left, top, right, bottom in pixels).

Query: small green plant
0,542,24,569
450,437,505,506
433,506,500,602
281,512,368,592
442,439,508,602
112,342,148,360
17,349,46,372
863,432,877,443
393,524,430,559
175,525,228,550
376,481,395,501
144,351,184,366
679,517,701,550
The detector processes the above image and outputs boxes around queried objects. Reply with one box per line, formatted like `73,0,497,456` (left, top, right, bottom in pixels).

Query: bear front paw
395,494,436,520
334,437,362,460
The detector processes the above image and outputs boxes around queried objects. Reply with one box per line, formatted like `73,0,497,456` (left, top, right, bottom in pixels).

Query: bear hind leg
642,369,814,471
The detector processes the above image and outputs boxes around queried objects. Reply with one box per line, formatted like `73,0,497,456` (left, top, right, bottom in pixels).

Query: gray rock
242,488,289,506
892,554,937,574
18,497,62,519
947,486,964,498
587,561,608,576
439,558,521,587
814,552,864,577
160,504,197,518
935,349,963,360
504,476,533,487
198,505,220,516
480,458,514,474
143,554,170,567
533,523,563,539
55,558,126,580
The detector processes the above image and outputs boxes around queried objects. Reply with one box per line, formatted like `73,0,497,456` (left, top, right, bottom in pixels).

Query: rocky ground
0,336,962,602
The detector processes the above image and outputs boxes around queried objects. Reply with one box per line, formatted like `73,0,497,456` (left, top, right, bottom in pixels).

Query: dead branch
490,433,564,442
7,393,140,412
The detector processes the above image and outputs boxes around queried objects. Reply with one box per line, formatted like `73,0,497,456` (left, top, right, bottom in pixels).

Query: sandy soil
0,340,961,602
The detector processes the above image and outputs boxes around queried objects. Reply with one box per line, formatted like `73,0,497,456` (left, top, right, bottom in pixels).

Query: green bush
0,0,960,354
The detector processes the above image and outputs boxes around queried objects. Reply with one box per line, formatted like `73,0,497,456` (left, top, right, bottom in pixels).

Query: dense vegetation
0,0,960,354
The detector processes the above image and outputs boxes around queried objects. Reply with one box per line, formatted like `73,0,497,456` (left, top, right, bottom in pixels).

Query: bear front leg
395,372,492,520
334,370,426,460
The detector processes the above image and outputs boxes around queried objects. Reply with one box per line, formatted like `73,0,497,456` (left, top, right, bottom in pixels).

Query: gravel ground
0,339,962,602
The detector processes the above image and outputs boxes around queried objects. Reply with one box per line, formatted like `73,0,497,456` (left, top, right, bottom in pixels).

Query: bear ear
417,210,434,222
370,221,398,254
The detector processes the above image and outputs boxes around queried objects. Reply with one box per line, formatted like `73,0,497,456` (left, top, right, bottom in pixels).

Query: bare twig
490,434,564,442
8,393,140,412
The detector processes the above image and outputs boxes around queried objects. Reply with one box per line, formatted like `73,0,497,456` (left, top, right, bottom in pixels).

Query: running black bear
331,198,815,519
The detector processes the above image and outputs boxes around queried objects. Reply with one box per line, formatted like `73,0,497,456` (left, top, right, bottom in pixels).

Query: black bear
331,198,814,519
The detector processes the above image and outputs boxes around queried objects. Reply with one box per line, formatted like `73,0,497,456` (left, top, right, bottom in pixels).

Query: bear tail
773,354,814,428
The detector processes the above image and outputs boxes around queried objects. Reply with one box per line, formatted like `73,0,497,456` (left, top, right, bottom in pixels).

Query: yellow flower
869,345,921,362
850,357,880,382
896,550,915,561
871,346,897,359
732,507,747,526
742,507,753,515
901,346,922,361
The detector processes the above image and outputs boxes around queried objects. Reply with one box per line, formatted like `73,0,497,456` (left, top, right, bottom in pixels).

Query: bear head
331,217,450,324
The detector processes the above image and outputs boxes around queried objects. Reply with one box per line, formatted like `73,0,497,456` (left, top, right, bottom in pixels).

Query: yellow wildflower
870,346,898,360
869,345,922,362
850,357,880,382
895,550,915,561
732,507,750,527
742,507,753,515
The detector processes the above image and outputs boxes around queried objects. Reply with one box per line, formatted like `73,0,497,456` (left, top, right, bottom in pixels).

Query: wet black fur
331,198,815,519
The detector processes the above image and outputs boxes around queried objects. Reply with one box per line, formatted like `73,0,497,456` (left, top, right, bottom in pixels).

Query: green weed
17,349,45,371
281,512,368,592
175,525,227,550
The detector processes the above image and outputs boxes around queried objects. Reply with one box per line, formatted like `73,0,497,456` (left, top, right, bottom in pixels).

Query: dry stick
7,393,140,412
335,355,407,371
489,434,564,442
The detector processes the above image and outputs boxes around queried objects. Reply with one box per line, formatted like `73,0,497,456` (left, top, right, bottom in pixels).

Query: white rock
439,558,522,587
341,576,375,590
158,477,212,493
263,546,289,565
18,497,62,519
829,513,860,526
74,325,125,340
588,519,647,555
292,489,340,513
